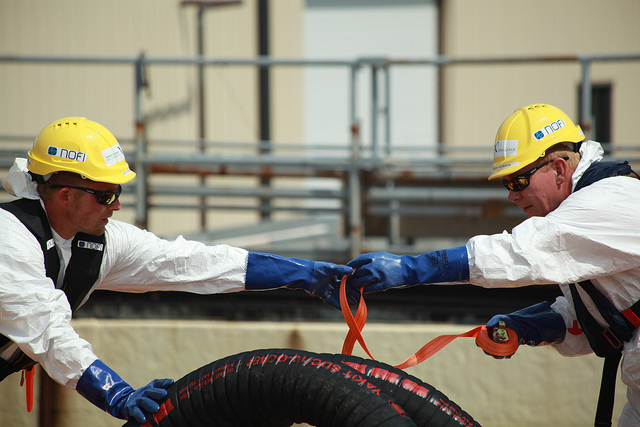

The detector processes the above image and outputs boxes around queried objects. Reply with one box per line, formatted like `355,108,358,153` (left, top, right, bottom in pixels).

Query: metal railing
2,53,640,258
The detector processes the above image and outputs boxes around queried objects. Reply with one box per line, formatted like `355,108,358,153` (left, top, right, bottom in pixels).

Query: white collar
571,140,604,192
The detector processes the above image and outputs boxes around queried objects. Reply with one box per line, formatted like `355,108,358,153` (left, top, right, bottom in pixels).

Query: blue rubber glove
245,252,357,309
347,246,469,293
76,359,174,424
487,301,566,348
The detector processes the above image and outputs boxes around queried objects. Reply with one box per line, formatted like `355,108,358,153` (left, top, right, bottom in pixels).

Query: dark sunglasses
51,184,122,205
502,156,569,192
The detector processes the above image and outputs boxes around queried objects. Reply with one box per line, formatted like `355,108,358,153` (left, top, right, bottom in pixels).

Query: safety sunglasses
501,156,569,192
51,184,122,205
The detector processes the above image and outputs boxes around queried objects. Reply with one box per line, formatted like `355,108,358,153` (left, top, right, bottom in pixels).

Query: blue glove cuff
245,252,353,308
77,359,130,417
77,360,173,423
487,301,566,347
245,252,314,290
404,246,470,284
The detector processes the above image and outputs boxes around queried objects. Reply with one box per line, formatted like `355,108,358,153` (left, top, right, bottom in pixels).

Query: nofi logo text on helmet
533,119,566,141
47,146,88,162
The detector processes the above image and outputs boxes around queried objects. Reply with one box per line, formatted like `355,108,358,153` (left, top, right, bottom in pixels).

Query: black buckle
603,328,622,350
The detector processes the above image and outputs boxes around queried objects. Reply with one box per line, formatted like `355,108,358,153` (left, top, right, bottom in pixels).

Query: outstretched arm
347,246,469,293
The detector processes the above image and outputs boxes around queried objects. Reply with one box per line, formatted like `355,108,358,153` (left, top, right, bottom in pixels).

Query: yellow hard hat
27,117,136,184
489,104,584,180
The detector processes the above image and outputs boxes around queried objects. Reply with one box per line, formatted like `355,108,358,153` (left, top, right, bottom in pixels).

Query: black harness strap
569,281,637,427
569,281,631,358
63,234,106,311
595,353,622,427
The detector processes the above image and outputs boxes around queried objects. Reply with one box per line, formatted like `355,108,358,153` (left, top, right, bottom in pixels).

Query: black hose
330,353,479,427
130,349,479,427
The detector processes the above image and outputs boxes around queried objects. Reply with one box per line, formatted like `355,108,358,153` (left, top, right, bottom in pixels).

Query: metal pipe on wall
181,0,242,231
349,64,363,258
579,58,593,141
258,0,272,220
134,52,149,229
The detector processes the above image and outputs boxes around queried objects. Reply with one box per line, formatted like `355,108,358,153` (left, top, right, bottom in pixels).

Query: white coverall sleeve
467,178,640,289
95,220,250,294
0,210,98,388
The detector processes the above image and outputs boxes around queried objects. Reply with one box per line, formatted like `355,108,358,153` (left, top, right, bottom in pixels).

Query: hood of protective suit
571,140,604,192
2,157,41,200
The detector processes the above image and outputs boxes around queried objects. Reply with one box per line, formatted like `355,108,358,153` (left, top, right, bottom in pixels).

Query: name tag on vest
77,240,104,251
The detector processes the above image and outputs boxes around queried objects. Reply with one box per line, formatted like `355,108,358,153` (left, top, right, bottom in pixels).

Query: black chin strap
28,171,46,184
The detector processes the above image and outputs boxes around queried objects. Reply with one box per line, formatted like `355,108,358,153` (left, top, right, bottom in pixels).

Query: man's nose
109,199,122,211
507,189,521,203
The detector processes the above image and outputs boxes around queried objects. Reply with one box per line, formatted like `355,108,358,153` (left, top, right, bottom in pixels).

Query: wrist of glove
347,246,469,293
245,252,355,309
77,359,174,424
485,301,566,356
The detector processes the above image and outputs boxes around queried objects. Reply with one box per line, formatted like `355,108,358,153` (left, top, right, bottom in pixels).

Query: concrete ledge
0,319,624,426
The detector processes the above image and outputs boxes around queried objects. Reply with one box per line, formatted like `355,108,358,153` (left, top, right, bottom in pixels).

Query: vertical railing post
383,63,391,156
579,57,594,142
382,63,399,246
349,63,363,259
370,61,379,159
134,52,148,229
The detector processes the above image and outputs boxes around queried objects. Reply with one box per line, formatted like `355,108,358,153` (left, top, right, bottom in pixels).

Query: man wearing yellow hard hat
0,117,354,424
347,104,640,426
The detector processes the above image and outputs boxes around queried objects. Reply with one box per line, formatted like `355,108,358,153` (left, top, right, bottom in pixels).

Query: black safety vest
0,198,105,381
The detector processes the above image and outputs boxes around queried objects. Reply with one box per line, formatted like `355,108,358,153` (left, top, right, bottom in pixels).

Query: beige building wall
0,0,306,235
0,319,625,427
440,0,640,151
0,0,304,140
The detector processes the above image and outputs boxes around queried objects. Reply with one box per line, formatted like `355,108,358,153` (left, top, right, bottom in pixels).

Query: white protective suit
0,159,249,389
466,141,640,425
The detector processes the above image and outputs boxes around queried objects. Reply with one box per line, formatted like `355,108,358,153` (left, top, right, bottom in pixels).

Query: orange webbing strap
340,280,375,360
339,275,519,369
20,366,35,412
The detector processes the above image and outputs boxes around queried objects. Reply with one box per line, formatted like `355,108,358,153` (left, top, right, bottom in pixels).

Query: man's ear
55,187,74,206
553,157,570,186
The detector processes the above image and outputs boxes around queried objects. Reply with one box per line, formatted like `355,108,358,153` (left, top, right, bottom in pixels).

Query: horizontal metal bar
2,150,634,181
141,152,354,168
148,185,346,199
367,186,506,202
136,152,494,170
0,54,355,67
148,203,346,214
367,205,524,217
2,53,639,68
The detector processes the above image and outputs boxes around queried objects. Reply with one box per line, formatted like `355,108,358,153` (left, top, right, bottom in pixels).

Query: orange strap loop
20,366,35,412
339,275,519,369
